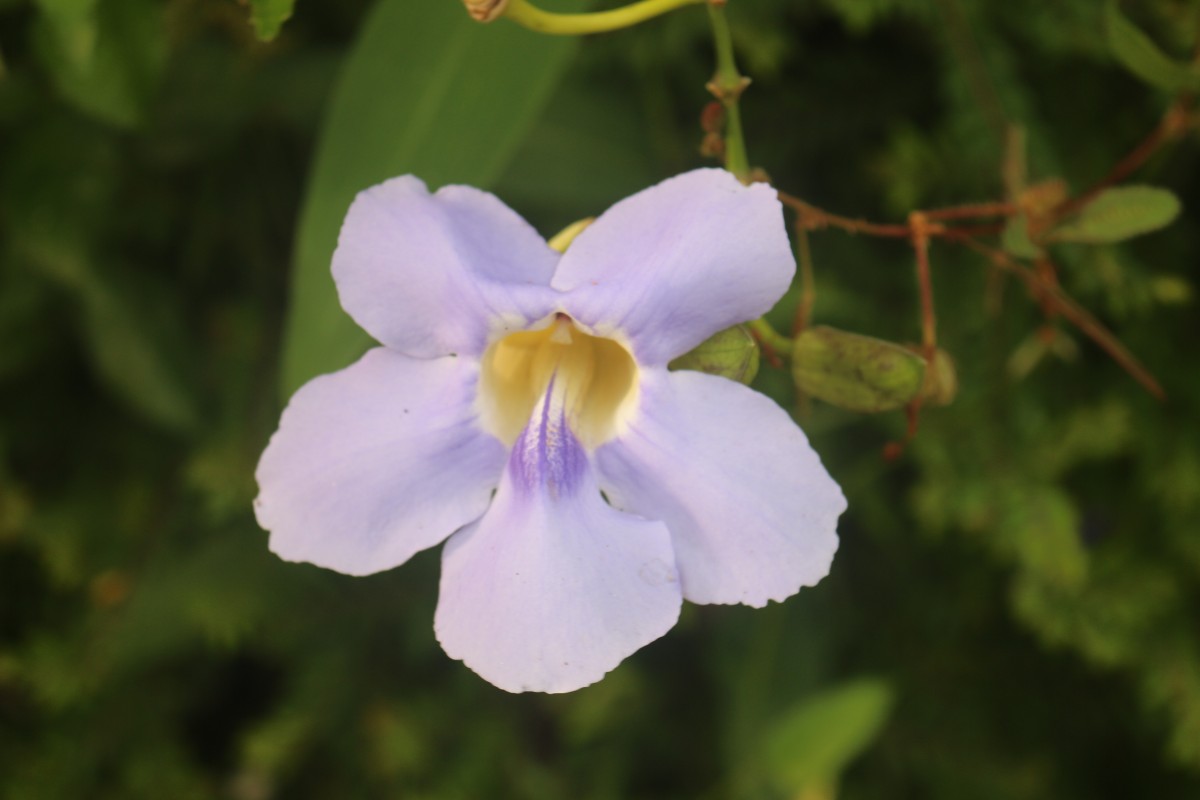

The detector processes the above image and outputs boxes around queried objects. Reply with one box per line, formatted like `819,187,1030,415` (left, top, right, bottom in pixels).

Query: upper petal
595,370,845,607
551,169,795,366
255,348,506,576
333,176,561,358
434,389,682,693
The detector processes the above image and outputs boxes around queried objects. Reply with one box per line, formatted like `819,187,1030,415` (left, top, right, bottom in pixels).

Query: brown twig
923,201,1017,222
792,219,816,334
1052,100,1191,221
1033,254,1059,321
779,191,1010,240
909,212,938,362
954,236,1165,399
779,191,912,238
773,90,1181,403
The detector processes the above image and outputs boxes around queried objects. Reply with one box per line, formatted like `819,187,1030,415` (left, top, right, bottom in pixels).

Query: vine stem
792,221,816,334
909,212,938,363
706,0,751,180
747,318,792,359
501,0,706,35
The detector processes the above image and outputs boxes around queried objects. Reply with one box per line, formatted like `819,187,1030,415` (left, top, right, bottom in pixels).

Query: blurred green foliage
282,0,581,394
1,0,1199,798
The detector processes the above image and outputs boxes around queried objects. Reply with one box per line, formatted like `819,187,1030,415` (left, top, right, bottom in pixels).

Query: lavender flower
255,169,846,693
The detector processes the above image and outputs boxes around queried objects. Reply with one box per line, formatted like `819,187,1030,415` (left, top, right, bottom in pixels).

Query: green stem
748,318,792,356
706,1,750,179
502,0,706,35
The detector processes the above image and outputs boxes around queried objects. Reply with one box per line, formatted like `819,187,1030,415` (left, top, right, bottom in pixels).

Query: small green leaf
281,0,580,396
792,326,925,413
1104,0,1200,93
764,679,894,793
248,0,294,42
1049,185,1181,244
669,325,759,385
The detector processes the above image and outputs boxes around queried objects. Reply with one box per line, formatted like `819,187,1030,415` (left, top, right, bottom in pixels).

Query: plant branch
1052,99,1191,221
706,0,751,179
500,0,706,35
748,318,792,362
953,235,1165,399
792,221,816,334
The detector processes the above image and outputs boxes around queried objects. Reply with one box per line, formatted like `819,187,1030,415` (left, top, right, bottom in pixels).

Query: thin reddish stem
792,220,816,334
1053,100,1190,221
778,191,912,238
956,237,1165,399
923,201,1017,222
910,212,938,362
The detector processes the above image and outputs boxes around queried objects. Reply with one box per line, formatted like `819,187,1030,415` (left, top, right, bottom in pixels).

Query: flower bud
791,326,925,413
463,0,509,23
669,325,760,385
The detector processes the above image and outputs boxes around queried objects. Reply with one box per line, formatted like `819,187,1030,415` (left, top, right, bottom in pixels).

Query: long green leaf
1104,0,1200,93
764,679,894,793
280,0,580,396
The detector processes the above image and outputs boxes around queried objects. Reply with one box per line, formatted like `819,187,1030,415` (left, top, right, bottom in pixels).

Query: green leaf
23,238,199,433
494,80,660,230
1104,0,1200,93
281,0,580,396
764,679,894,793
79,273,199,433
0,119,198,432
1049,185,1181,244
33,0,165,128
248,0,294,42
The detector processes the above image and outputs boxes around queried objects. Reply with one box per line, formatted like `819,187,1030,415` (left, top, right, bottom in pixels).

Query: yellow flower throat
478,314,639,449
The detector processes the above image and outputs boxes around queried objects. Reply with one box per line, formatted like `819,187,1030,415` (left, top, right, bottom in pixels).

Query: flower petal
434,392,682,694
255,349,506,576
551,169,794,366
333,176,560,358
595,370,845,607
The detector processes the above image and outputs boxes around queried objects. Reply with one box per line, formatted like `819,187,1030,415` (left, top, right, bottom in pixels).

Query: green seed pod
792,326,926,413
669,325,760,385
919,348,958,406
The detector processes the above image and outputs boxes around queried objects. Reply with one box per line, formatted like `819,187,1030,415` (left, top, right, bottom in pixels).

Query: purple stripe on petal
509,377,588,499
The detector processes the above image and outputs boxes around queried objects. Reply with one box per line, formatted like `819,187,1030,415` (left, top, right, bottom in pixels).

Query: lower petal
595,370,846,607
434,403,682,694
255,349,505,576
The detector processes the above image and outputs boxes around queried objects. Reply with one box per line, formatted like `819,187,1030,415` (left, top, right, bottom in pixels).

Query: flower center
478,314,638,449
